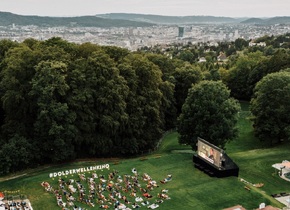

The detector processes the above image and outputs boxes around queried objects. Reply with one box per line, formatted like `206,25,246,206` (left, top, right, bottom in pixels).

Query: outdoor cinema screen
197,137,223,168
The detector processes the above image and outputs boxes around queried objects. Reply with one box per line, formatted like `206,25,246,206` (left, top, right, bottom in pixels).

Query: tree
146,53,177,81
248,50,290,98
102,45,130,63
177,50,197,64
234,38,248,51
159,80,177,130
118,54,164,153
0,44,39,139
250,71,290,144
41,37,78,57
177,81,240,149
145,54,177,129
0,39,18,61
203,67,221,81
227,51,266,100
67,49,129,157
173,63,203,114
29,61,76,162
0,134,33,175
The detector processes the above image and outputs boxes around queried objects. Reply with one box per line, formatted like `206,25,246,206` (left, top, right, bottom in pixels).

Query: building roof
255,205,280,210
223,205,246,210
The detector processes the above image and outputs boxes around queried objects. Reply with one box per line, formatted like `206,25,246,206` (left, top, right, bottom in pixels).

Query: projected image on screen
197,137,223,167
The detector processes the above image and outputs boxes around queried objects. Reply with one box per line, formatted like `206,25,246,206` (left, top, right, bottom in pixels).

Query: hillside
0,11,155,27
267,16,290,24
241,16,290,25
241,18,265,24
1,12,289,27
96,13,240,24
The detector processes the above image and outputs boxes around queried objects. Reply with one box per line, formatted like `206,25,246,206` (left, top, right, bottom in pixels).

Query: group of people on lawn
0,200,32,210
41,168,172,209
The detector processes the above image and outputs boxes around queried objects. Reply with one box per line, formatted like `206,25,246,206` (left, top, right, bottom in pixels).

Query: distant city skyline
0,0,289,18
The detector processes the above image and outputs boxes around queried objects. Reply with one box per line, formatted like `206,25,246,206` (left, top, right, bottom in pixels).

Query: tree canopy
250,71,290,143
177,80,240,149
0,38,170,174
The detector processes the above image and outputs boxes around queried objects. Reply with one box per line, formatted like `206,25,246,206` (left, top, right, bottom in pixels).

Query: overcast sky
0,0,289,18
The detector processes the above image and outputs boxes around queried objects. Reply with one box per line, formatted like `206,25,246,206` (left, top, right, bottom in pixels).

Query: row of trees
225,50,290,100
0,38,166,173
0,38,210,174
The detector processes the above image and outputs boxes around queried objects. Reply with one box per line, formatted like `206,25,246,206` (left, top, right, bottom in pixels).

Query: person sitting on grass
100,204,110,209
132,168,138,176
141,200,150,206
161,189,168,193
157,193,170,200
88,199,95,207
98,193,107,202
160,175,172,184
135,197,143,202
67,200,74,207
108,172,114,180
79,174,86,181
67,193,75,201
140,187,147,193
147,203,159,209
92,173,98,179
130,190,137,197
41,181,53,192
122,195,130,204
142,173,151,182
117,175,123,183
57,199,66,208
117,203,126,209
143,192,153,199
132,202,141,208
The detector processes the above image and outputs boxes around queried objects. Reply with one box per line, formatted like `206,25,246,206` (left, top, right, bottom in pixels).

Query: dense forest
0,33,289,175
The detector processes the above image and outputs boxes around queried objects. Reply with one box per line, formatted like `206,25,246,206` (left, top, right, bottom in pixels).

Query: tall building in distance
234,30,239,39
178,26,184,37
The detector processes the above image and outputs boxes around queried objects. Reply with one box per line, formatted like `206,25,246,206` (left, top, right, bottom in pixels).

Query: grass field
1,101,290,210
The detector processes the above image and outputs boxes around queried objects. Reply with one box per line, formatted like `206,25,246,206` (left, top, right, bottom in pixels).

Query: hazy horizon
0,0,289,18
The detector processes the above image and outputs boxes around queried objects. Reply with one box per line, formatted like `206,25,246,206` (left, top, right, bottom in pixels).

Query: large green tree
118,54,164,153
177,81,240,149
146,53,177,129
248,50,290,97
0,44,40,139
250,71,290,144
29,61,76,162
68,49,129,157
173,63,203,114
227,51,266,100
146,53,177,81
0,134,33,175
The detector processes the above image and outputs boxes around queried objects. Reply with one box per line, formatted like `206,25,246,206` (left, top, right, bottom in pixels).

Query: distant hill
241,16,290,25
0,11,155,27
241,18,265,24
267,16,290,24
96,13,240,24
2,12,289,27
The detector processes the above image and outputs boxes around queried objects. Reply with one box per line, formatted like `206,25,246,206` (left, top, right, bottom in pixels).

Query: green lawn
1,102,290,210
